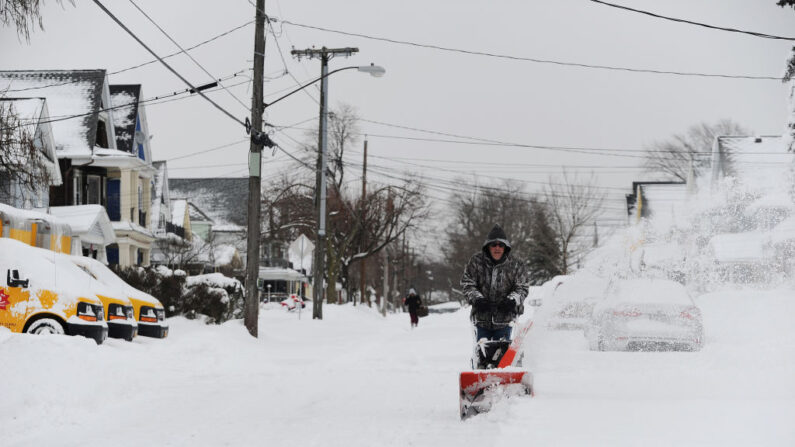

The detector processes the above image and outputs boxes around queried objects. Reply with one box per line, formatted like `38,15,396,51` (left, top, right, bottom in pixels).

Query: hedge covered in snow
113,266,244,324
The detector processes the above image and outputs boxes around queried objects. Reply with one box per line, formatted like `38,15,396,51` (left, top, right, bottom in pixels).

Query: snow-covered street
2,288,794,447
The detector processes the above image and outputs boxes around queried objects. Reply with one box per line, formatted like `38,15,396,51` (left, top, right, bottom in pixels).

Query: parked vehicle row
0,238,168,344
537,273,704,352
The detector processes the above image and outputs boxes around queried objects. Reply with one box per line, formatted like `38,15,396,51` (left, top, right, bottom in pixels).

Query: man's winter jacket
461,224,530,330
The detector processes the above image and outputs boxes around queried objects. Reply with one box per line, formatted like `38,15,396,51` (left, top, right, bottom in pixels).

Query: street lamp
249,60,385,319
313,62,386,319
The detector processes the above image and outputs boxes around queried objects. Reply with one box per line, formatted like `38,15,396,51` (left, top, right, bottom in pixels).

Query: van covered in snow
0,238,107,344
69,259,138,341
0,204,74,254
70,256,169,338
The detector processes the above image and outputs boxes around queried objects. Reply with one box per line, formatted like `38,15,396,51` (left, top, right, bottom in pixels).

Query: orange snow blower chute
459,319,534,420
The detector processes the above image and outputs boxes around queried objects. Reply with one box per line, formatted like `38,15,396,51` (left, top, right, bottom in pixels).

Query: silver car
585,278,704,351
543,272,609,330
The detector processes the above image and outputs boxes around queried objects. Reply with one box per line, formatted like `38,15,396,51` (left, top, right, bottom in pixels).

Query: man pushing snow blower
459,224,534,419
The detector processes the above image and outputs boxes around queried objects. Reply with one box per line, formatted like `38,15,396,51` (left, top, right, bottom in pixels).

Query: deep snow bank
0,293,793,446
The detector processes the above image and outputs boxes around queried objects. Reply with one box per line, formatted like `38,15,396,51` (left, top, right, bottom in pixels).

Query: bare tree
443,179,535,289
299,103,361,190
327,177,429,307
0,97,52,205
154,234,211,273
643,119,749,181
327,104,360,189
261,173,315,244
543,171,606,274
0,0,72,42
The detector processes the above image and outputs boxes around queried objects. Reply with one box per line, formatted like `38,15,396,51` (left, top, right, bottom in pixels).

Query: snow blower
459,318,534,420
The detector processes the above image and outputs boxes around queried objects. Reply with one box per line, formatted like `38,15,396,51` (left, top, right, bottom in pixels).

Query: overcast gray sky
3,0,794,246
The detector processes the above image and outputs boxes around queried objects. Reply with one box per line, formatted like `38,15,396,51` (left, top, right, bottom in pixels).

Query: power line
282,117,795,162
271,135,628,210
6,69,251,130
589,0,795,42
276,18,783,81
92,0,246,128
127,0,251,112
165,138,248,162
5,20,254,93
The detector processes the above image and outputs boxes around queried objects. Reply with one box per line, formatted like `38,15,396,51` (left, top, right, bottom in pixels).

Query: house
0,70,116,208
625,181,688,225
186,201,214,242
169,177,249,266
710,135,793,191
149,160,190,265
153,197,243,276
106,84,157,266
0,71,158,266
0,97,62,209
48,205,115,261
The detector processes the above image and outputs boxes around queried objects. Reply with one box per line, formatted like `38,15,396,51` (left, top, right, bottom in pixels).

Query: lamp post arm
264,66,357,109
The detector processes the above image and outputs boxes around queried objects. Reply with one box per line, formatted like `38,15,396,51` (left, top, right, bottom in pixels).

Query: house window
95,120,109,148
86,175,102,205
72,174,82,204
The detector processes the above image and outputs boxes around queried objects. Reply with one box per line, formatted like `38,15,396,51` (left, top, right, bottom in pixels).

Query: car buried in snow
584,278,703,352
0,238,108,344
541,272,609,330
70,256,169,339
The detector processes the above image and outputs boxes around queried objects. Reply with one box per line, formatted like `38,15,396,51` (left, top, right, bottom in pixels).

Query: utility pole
291,46,359,320
359,137,367,307
243,0,267,337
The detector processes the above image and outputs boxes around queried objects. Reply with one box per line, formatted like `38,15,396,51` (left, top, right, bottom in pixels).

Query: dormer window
96,119,109,148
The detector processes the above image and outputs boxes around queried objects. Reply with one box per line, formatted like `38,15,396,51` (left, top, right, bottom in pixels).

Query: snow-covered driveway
1,289,793,446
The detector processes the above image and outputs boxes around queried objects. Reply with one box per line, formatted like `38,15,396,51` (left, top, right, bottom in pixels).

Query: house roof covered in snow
49,205,115,246
169,178,248,231
108,84,140,154
711,136,793,189
0,97,62,187
0,69,108,158
188,202,214,224
258,266,308,281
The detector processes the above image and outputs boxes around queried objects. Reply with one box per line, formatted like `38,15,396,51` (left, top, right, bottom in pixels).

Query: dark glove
498,299,517,314
472,297,490,312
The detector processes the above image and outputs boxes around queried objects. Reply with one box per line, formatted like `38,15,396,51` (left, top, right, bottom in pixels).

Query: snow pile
185,272,242,291
586,161,795,292
182,273,243,322
0,296,792,445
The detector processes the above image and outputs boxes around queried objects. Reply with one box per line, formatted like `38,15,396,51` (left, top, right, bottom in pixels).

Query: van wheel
26,318,65,335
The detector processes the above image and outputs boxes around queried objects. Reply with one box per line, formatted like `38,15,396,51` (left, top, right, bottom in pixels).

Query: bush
183,274,244,324
112,266,243,324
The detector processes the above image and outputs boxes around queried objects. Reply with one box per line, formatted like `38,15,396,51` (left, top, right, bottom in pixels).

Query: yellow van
69,259,138,342
0,238,108,344
97,293,138,341
70,256,169,339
